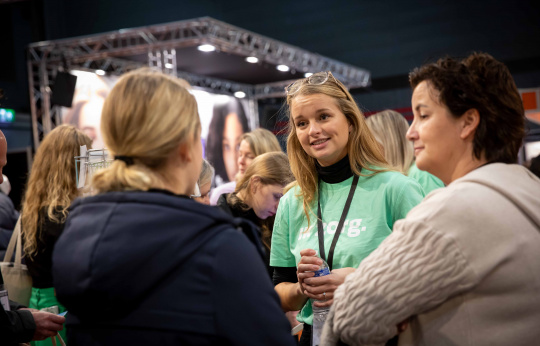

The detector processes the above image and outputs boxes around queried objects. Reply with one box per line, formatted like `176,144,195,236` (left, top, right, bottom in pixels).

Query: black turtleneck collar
315,155,354,184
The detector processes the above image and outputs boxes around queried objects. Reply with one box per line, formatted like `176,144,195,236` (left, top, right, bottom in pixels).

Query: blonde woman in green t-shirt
366,109,444,195
269,72,425,345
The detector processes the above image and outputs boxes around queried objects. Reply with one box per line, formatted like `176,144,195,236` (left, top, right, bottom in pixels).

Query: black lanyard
317,175,359,270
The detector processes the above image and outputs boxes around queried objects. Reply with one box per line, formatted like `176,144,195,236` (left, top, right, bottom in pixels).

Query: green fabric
408,162,445,195
270,169,425,325
29,287,67,346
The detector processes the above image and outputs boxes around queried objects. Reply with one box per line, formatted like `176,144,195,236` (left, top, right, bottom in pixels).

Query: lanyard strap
317,175,359,270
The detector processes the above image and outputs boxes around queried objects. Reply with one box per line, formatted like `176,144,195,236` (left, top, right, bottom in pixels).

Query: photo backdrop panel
61,71,258,187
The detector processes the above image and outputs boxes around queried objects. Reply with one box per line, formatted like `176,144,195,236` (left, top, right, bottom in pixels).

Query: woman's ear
177,141,192,163
460,108,480,140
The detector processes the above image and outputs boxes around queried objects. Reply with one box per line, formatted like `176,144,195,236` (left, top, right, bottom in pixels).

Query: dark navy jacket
52,190,295,346
0,193,19,261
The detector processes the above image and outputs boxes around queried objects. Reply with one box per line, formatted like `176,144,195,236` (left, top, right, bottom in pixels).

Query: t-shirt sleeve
321,219,478,345
270,193,296,268
417,171,445,195
388,176,425,227
212,230,296,346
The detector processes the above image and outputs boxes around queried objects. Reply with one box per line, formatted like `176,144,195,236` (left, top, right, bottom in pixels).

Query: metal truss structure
27,17,370,148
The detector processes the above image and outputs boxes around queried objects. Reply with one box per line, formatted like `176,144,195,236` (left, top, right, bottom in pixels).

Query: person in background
192,159,214,205
20,124,91,346
52,68,295,346
216,152,294,278
0,173,19,260
321,53,540,346
1,271,65,345
366,109,444,194
270,71,424,345
206,98,249,185
210,128,282,205
0,130,65,346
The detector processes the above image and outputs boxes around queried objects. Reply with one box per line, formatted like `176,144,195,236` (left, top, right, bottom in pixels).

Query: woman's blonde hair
21,124,92,259
366,110,414,174
285,72,388,221
229,152,294,249
91,68,200,193
240,128,282,157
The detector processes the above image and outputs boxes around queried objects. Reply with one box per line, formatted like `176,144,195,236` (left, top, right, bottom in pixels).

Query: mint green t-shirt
270,169,425,325
408,162,445,195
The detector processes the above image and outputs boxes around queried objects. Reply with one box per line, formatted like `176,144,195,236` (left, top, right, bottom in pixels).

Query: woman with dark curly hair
322,53,540,346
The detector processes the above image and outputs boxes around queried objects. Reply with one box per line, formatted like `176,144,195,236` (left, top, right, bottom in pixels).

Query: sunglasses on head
284,71,340,96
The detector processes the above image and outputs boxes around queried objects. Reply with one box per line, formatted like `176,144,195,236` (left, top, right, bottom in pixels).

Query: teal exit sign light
0,108,15,123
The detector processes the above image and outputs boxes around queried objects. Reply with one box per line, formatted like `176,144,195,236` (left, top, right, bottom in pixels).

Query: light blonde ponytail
91,68,199,193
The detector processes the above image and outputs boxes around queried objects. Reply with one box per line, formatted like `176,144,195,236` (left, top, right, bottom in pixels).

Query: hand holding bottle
303,267,356,308
296,248,323,295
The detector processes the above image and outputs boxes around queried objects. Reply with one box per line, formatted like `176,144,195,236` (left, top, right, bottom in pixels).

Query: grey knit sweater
321,163,540,346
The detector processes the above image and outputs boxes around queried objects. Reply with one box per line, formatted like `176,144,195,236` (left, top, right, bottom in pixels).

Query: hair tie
114,155,135,166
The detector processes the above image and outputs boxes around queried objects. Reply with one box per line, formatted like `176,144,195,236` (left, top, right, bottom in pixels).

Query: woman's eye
296,121,306,127
419,114,428,119
321,114,330,120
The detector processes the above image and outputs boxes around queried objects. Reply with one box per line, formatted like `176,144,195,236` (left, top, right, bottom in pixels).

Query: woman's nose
309,122,321,135
406,120,418,141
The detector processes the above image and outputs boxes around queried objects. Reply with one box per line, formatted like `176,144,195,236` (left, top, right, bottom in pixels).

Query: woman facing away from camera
321,53,540,346
20,124,92,346
209,128,282,205
270,71,425,345
366,109,444,194
216,151,294,278
51,68,295,346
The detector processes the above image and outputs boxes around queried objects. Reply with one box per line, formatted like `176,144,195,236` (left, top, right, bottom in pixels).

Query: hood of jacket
457,163,540,229
52,190,245,318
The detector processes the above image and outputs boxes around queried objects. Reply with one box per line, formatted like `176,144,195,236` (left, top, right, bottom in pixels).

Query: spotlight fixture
245,57,259,63
198,44,216,52
304,72,313,77
95,69,106,76
234,91,246,98
277,65,290,72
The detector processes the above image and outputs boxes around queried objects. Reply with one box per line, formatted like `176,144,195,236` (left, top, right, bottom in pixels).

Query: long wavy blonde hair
366,110,414,174
21,124,92,259
91,68,200,193
286,73,389,222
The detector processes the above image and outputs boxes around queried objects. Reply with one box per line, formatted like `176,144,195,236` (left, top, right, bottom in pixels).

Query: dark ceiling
130,46,305,84
2,0,540,113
